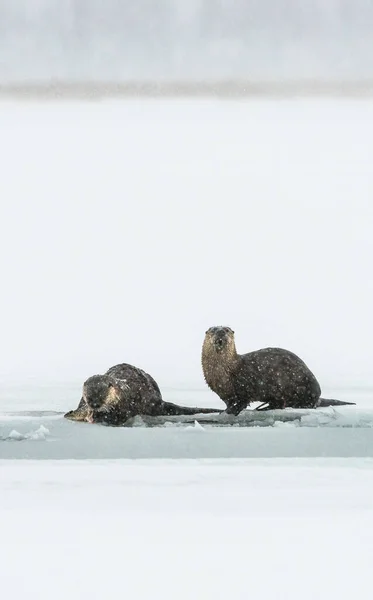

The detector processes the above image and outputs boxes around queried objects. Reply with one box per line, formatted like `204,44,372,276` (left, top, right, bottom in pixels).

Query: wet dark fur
64,362,222,426
202,326,356,415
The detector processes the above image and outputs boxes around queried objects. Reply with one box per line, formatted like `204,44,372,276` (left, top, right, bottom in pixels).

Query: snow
0,99,373,389
1,459,373,600
1,97,373,598
6,424,50,441
185,419,205,430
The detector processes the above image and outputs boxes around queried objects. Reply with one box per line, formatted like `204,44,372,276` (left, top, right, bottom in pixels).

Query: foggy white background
0,0,373,82
0,98,372,390
1,0,373,392
2,6,373,596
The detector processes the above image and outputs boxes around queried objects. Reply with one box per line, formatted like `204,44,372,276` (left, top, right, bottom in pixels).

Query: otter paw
225,407,244,417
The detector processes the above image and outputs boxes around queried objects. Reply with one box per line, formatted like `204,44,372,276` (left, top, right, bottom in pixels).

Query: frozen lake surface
1,97,373,598
1,383,373,459
2,457,373,600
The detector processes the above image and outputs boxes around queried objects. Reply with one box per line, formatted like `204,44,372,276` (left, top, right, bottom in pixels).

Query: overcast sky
0,98,372,390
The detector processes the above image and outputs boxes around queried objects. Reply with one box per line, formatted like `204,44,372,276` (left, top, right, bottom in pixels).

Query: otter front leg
224,398,249,416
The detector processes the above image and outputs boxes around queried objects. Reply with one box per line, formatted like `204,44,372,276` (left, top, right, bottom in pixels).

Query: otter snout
215,336,225,350
212,328,230,352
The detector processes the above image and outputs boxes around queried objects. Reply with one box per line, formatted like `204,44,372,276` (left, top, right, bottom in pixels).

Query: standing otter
202,326,356,415
64,363,222,426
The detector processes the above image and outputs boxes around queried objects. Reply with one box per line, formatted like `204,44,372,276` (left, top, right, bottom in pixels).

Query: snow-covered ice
5,424,50,441
1,458,373,600
0,383,372,459
1,97,373,598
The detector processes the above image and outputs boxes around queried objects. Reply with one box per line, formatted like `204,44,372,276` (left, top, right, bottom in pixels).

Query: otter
64,362,222,426
202,326,356,415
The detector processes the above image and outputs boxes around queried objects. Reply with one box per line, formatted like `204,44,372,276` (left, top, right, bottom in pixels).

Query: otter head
202,326,239,393
204,326,235,354
82,374,131,425
82,374,118,409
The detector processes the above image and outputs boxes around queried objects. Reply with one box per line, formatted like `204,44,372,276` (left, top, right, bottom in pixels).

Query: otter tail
317,398,356,408
161,401,223,417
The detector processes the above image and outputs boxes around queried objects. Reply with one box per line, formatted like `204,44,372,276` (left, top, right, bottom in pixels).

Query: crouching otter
64,362,222,425
202,326,356,415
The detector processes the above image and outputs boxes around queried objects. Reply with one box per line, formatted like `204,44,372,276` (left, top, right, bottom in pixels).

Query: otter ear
227,327,235,334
